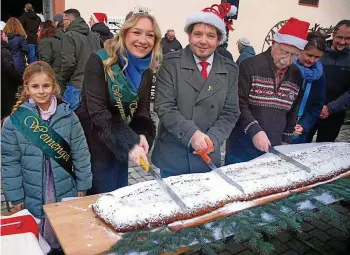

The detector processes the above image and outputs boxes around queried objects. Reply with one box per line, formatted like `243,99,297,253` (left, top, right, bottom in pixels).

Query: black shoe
48,249,65,255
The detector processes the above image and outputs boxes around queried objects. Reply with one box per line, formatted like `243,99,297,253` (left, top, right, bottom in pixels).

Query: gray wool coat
152,45,240,175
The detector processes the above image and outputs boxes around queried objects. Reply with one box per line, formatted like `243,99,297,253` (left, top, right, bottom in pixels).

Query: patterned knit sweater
226,48,303,158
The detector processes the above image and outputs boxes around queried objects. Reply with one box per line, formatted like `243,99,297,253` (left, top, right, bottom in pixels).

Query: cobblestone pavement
1,112,350,254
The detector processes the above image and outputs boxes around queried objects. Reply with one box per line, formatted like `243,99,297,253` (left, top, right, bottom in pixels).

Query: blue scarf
293,59,324,119
118,50,152,92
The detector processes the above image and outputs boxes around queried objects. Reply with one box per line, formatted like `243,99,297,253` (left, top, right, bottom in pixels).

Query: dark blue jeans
63,83,81,111
160,169,182,178
28,44,37,63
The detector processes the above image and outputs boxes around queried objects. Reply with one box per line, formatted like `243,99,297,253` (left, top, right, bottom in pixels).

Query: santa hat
274,17,310,50
184,3,237,44
91,13,108,24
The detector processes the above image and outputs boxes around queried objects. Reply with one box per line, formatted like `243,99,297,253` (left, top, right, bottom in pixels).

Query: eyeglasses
334,34,350,42
278,45,300,59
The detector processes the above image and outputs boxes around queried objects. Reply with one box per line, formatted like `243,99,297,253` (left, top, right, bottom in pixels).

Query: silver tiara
132,6,151,15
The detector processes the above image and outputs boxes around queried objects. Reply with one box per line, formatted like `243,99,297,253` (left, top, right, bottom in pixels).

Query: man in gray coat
152,4,240,177
61,9,101,110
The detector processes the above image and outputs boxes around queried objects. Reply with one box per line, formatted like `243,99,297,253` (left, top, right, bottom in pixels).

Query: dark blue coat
6,33,28,74
293,73,326,143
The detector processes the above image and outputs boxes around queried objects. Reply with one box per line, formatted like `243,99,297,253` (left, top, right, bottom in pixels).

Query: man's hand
190,130,212,151
252,131,271,152
77,192,86,197
129,145,149,166
294,124,304,135
13,202,24,211
320,105,330,119
139,135,149,154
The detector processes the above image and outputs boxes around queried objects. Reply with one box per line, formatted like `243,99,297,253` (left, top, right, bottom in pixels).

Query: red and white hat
91,13,108,24
274,17,310,50
184,3,237,44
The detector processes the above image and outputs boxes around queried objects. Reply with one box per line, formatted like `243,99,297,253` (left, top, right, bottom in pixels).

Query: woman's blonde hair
3,17,27,38
12,61,61,114
104,13,162,80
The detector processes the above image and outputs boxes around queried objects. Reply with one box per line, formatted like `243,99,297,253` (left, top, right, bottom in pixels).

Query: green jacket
60,18,101,88
38,29,64,85
1,100,92,217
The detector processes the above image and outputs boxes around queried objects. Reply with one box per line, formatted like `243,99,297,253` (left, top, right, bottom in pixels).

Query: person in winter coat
1,61,92,251
292,33,327,143
236,37,256,65
160,29,182,55
217,42,234,61
3,17,28,75
38,20,63,86
152,3,240,177
19,3,41,63
308,20,350,142
76,10,160,194
225,18,308,164
61,9,101,111
89,12,113,47
1,31,22,118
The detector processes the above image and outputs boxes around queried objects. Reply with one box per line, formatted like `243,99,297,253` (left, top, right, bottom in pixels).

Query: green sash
10,107,76,179
96,49,139,122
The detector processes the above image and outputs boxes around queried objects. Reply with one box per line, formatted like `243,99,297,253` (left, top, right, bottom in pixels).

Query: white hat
238,37,250,46
184,3,237,44
0,21,6,31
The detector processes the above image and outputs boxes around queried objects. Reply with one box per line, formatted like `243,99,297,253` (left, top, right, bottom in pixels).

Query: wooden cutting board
44,195,190,255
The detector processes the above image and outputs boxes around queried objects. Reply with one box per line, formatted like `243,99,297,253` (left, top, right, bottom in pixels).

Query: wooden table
44,195,190,255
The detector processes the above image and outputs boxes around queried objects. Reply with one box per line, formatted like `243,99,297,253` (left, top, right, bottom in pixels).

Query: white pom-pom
228,5,237,16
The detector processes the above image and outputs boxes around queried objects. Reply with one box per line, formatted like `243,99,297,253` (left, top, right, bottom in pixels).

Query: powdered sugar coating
93,143,350,232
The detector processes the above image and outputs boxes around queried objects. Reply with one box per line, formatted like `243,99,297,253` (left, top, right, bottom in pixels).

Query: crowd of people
1,2,350,254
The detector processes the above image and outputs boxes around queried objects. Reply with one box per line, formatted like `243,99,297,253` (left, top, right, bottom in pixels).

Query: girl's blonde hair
104,13,162,80
12,61,61,114
3,17,27,38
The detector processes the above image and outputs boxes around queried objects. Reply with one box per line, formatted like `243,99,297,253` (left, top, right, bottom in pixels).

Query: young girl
1,61,92,250
292,32,327,143
76,9,161,194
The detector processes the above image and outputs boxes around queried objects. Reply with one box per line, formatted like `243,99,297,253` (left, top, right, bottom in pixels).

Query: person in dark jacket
217,42,234,60
3,17,28,75
1,31,22,118
308,20,350,142
61,9,101,111
292,33,327,143
160,29,182,54
19,3,41,63
225,17,309,164
38,20,64,86
76,10,160,194
89,12,113,47
236,37,256,65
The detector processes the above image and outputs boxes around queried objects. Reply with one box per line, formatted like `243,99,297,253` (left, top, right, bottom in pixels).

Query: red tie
200,61,209,80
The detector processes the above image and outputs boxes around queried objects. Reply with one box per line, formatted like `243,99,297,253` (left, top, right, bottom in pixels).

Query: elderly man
160,29,183,55
225,17,310,164
152,3,240,177
308,20,350,142
236,37,256,65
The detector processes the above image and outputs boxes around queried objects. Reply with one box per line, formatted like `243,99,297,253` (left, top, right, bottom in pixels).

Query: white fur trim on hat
91,13,99,23
184,11,227,44
274,32,308,50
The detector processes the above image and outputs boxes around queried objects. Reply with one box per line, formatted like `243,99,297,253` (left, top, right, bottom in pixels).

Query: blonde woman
77,9,162,194
3,17,28,74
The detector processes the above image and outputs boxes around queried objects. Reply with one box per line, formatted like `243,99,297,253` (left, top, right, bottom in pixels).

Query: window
298,0,319,7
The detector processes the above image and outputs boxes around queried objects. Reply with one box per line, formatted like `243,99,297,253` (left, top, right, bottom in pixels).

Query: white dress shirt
193,53,214,74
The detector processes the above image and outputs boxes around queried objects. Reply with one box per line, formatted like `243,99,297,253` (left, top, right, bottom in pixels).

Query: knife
269,146,311,173
194,138,245,193
140,158,188,211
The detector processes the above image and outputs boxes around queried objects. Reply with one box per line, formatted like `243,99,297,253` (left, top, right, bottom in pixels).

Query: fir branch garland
107,178,350,255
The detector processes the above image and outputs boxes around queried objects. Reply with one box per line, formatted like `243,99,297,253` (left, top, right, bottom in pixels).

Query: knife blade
140,158,188,211
269,146,311,173
194,138,245,193
208,161,245,193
